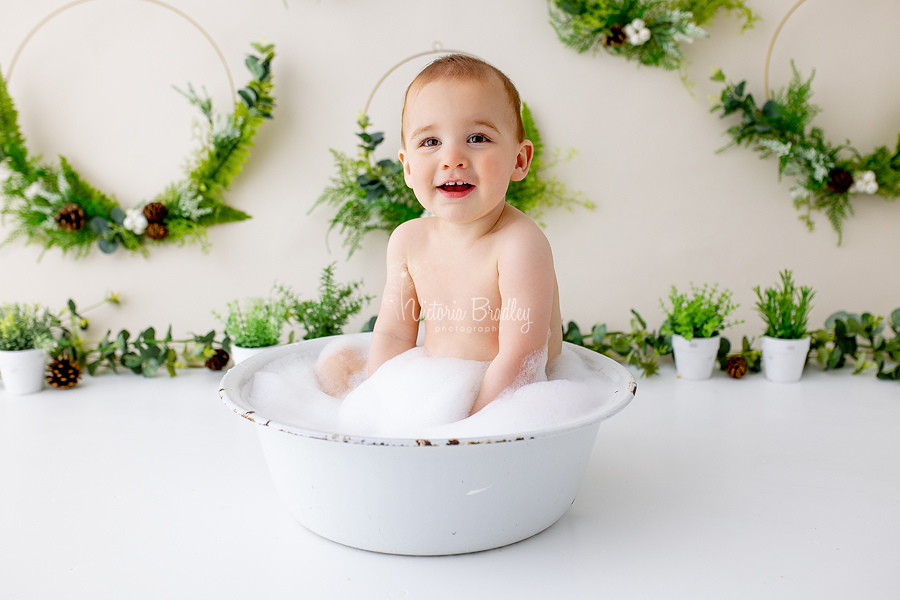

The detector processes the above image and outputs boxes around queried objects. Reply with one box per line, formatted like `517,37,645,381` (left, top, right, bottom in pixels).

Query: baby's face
399,76,532,226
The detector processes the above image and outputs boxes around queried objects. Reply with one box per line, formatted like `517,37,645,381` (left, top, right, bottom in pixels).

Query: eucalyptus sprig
712,64,900,244
313,104,591,256
754,270,815,340
49,294,230,378
716,335,762,374
810,310,900,380
564,309,672,377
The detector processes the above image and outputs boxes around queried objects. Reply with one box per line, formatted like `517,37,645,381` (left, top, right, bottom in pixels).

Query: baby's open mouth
438,181,474,192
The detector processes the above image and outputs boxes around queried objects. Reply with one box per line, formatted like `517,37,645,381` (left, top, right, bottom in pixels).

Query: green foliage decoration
548,0,756,80
278,262,374,340
753,269,815,340
563,309,672,377
0,41,276,258
8,294,232,379
716,335,761,373
214,296,290,349
312,104,592,257
712,64,900,244
0,303,57,351
660,282,740,340
810,310,900,380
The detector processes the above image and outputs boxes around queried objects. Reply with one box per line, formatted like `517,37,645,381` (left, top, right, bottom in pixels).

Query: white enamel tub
219,334,636,556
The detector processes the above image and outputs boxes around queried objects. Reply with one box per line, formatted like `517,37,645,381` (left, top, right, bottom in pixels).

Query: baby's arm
368,223,420,376
469,227,556,415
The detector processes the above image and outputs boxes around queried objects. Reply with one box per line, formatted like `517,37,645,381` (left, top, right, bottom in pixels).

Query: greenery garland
313,103,593,256
0,41,276,258
712,65,900,244
548,0,757,78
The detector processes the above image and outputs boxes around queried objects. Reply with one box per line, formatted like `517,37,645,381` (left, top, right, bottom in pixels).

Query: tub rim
218,333,636,447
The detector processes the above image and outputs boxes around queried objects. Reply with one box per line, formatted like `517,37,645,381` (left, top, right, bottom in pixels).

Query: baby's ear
510,139,534,182
397,148,413,185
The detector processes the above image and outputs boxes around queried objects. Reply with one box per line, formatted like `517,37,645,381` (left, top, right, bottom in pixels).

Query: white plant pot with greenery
661,283,740,381
760,336,811,383
230,345,273,365
0,303,56,396
0,348,47,395
755,270,815,383
671,334,722,380
215,296,290,366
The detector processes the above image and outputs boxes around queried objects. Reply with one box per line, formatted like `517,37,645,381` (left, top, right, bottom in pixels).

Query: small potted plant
754,270,816,383
661,283,740,380
214,296,289,365
0,303,57,395
276,262,374,340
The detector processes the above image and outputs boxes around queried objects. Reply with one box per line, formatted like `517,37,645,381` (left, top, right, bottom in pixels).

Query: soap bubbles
248,338,620,440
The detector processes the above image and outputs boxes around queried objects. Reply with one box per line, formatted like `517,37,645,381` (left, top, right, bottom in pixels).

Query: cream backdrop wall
1,0,898,352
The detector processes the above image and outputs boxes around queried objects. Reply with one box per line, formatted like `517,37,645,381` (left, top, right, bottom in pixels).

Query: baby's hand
315,349,367,397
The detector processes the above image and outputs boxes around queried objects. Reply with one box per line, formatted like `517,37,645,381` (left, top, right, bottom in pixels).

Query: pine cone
143,202,168,223
146,222,168,240
205,349,230,371
827,169,853,194
725,356,748,379
604,24,627,47
46,356,82,389
55,203,86,232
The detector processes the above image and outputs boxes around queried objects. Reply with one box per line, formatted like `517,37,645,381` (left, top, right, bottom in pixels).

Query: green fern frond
0,68,29,173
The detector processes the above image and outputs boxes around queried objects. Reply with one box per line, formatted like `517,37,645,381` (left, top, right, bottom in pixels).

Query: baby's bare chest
408,252,501,323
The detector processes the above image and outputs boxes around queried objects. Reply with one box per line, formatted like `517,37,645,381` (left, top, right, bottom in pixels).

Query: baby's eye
468,134,490,144
421,138,440,148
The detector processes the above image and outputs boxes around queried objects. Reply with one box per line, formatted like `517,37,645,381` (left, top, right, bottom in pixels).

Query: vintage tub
219,334,636,556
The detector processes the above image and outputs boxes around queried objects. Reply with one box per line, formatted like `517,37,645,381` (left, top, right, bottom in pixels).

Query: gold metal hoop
6,0,236,105
362,41,483,115
763,0,808,99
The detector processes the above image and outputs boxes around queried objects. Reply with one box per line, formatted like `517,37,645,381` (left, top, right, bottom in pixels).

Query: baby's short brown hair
400,54,526,146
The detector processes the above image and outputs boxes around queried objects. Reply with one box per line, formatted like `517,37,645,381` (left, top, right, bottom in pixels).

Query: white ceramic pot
219,334,637,556
760,336,811,383
671,334,721,380
230,344,276,365
0,348,47,395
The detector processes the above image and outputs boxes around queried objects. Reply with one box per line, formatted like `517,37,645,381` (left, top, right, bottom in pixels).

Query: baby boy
318,54,562,416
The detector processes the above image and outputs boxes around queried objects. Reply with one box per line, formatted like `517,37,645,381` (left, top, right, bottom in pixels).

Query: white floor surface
1,363,899,599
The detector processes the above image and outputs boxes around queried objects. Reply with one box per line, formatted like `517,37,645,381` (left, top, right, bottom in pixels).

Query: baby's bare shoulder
496,207,552,257
387,218,429,255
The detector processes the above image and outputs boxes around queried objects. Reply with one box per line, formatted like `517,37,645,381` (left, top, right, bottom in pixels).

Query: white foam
247,342,621,439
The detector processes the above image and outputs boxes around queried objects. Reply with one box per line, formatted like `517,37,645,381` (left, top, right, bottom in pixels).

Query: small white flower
123,208,148,235
24,181,46,200
849,170,878,194
625,19,651,45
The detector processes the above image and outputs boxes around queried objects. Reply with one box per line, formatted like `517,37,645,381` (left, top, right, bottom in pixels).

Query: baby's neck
433,201,507,244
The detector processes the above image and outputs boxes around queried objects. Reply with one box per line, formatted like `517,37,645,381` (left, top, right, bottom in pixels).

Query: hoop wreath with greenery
548,0,756,78
312,47,594,257
0,38,275,258
711,0,899,244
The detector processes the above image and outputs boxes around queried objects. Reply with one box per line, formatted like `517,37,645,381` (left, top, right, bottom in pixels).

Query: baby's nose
442,151,468,170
